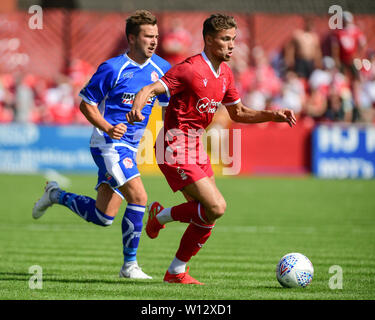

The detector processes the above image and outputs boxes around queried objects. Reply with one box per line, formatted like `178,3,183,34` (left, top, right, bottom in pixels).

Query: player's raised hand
107,123,127,139
272,109,297,128
126,109,145,125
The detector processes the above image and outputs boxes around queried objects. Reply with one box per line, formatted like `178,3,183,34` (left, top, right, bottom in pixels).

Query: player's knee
207,199,227,221
128,192,148,207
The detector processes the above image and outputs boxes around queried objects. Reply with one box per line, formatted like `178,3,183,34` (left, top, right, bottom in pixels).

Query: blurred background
0,0,374,178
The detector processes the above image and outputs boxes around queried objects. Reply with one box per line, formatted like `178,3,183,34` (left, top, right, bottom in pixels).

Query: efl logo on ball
276,253,314,288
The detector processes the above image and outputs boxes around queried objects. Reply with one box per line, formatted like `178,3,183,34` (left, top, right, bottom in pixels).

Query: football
276,253,314,288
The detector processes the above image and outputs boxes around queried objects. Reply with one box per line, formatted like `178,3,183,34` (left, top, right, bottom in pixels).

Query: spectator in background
279,70,306,115
1,12,373,125
284,16,322,81
331,11,366,78
0,74,14,122
239,46,281,110
68,58,93,90
14,74,35,123
358,50,375,123
30,76,49,124
306,56,352,121
324,90,352,122
44,77,75,125
309,56,336,93
67,59,93,125
161,18,192,65
330,11,366,121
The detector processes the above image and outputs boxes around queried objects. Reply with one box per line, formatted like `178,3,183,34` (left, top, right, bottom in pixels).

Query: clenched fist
126,109,145,125
107,123,127,140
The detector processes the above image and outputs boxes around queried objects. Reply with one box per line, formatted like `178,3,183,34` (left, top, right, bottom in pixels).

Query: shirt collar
124,51,151,69
201,51,221,78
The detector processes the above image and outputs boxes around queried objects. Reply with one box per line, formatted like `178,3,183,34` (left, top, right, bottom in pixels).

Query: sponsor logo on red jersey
196,97,221,114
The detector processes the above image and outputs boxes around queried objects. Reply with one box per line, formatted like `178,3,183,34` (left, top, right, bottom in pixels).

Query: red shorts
155,129,214,192
158,154,214,192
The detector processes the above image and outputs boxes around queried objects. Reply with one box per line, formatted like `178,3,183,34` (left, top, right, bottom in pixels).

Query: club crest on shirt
196,97,221,114
223,78,227,93
123,157,134,169
151,71,159,82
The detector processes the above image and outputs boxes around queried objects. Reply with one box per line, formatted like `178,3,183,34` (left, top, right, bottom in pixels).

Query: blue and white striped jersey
79,52,171,150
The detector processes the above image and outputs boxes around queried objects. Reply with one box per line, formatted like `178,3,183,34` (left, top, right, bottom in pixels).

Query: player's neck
127,50,149,66
203,49,222,73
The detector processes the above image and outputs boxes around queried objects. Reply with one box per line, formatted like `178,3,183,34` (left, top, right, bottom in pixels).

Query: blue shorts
90,145,140,198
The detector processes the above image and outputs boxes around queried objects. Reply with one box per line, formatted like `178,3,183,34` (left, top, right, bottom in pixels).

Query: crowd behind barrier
0,10,374,126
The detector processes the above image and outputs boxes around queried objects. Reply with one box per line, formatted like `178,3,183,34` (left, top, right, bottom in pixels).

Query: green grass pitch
0,174,374,300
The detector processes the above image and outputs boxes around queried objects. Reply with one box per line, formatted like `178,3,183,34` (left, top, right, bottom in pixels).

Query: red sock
175,223,214,262
171,201,209,225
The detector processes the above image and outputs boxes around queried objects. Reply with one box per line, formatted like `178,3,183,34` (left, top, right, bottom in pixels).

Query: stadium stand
1,1,374,124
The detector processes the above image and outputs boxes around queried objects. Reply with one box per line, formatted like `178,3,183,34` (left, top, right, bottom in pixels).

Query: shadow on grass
0,272,161,286
0,272,30,277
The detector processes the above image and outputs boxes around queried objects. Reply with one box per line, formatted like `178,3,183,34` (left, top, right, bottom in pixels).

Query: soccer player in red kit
331,11,366,77
331,11,366,121
127,14,296,284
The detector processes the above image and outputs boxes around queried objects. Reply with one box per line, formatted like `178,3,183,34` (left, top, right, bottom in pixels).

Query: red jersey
333,25,366,65
159,52,241,134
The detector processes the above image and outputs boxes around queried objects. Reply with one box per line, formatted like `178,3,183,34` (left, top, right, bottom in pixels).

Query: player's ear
128,33,136,45
204,33,213,46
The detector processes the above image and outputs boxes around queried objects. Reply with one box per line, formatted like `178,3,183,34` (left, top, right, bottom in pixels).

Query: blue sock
59,192,114,227
122,204,146,263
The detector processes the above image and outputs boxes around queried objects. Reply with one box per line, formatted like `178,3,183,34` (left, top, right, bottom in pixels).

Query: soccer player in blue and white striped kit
32,10,171,279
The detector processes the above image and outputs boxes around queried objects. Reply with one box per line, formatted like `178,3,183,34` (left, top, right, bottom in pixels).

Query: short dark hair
126,10,157,40
203,14,237,39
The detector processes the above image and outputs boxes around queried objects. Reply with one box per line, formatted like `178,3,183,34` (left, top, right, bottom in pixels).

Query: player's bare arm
79,100,127,139
225,101,297,127
127,80,166,124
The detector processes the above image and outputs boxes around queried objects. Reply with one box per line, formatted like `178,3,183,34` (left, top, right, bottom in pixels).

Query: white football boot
32,181,60,219
119,262,152,279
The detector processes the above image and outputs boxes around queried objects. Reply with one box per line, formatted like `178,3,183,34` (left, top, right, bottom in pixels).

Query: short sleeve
156,60,171,107
158,61,191,98
222,67,241,106
157,92,169,107
79,62,116,105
